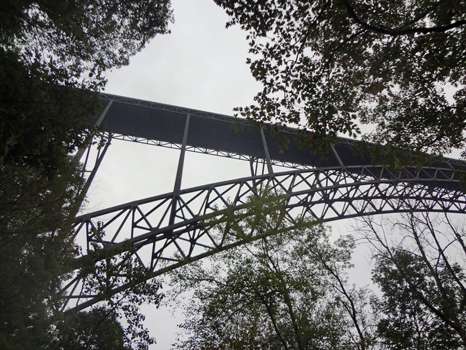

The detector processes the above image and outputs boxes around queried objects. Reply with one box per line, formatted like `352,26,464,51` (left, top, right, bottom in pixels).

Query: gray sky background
84,0,373,347
88,0,261,211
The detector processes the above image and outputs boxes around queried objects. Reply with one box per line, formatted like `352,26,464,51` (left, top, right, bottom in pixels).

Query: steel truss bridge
63,93,466,312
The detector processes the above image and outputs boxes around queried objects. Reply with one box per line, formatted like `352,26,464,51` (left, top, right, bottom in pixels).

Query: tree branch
363,214,466,343
423,213,466,296
344,0,466,36
318,258,368,350
254,288,289,350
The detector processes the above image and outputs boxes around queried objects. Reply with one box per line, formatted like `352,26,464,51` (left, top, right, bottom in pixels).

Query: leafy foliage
359,212,466,348
75,226,165,350
0,169,164,349
56,307,133,350
0,192,80,348
0,1,174,348
0,48,101,177
214,0,466,158
0,158,84,340
373,250,465,349
168,191,376,349
0,0,173,175
0,0,174,90
0,156,84,237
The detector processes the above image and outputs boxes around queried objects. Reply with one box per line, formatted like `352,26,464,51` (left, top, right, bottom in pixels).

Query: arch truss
62,163,466,312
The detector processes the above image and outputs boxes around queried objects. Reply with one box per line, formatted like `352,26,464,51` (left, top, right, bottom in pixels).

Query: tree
0,0,173,175
0,48,99,175
0,185,164,350
214,0,466,160
373,250,465,349
70,224,164,350
0,1,173,347
0,225,79,349
167,191,377,349
0,0,174,228
0,156,84,349
0,158,83,237
357,212,466,348
0,0,173,90
55,307,133,350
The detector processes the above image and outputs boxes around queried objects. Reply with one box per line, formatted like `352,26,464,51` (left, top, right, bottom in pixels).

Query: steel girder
97,93,466,184
62,164,466,312
110,132,316,170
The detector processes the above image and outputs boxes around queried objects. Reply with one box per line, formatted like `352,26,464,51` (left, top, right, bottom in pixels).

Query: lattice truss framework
62,93,466,312
62,162,466,312
110,132,316,170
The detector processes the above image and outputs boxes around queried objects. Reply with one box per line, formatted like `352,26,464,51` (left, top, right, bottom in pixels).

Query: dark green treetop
0,0,174,90
0,1,174,348
0,1,173,175
214,0,466,158
373,250,465,349
360,212,466,348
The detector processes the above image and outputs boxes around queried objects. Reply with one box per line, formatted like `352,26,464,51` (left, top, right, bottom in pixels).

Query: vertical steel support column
78,135,112,200
250,157,258,177
173,112,191,195
170,112,190,227
70,136,113,219
330,144,345,167
74,100,113,162
261,127,274,175
71,100,114,218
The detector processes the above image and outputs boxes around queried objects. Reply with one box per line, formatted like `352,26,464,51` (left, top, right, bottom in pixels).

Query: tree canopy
56,307,133,350
1,0,173,90
167,191,376,349
373,250,465,349
360,212,466,348
0,0,173,173
214,0,466,158
169,226,361,350
166,192,466,349
0,1,173,348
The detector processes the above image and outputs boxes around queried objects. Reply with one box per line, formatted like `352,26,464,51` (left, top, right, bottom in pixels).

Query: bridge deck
97,93,465,191
63,93,466,311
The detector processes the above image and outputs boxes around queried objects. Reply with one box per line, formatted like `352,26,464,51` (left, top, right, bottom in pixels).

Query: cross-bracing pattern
62,163,466,312
110,132,317,170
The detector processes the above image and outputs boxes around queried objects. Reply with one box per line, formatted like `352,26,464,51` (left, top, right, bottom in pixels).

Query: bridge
62,93,466,312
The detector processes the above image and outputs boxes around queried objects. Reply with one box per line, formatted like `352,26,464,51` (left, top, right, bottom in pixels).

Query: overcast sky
86,1,262,347
87,0,262,210
85,0,373,347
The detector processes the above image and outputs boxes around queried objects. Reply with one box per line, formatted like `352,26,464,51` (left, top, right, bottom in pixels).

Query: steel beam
63,164,466,311
63,93,466,312
97,93,466,191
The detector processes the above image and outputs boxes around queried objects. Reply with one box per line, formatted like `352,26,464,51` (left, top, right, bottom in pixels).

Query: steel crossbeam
64,93,466,312
110,133,316,170
63,164,466,311
96,93,466,184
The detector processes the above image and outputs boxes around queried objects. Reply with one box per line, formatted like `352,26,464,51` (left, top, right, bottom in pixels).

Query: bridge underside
96,93,466,190
64,93,466,312
65,164,466,311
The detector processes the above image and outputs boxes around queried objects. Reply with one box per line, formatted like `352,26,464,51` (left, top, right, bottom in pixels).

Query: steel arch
63,164,466,311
